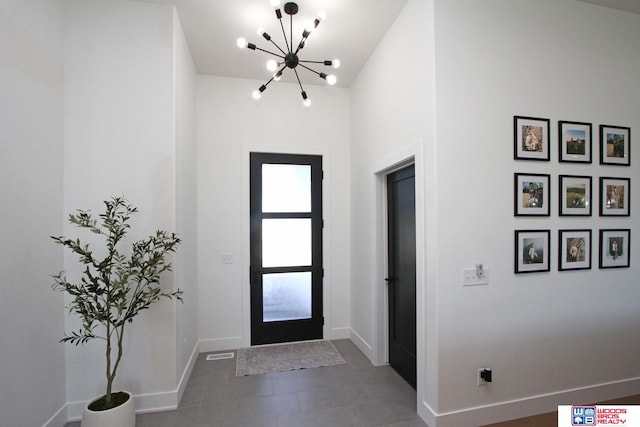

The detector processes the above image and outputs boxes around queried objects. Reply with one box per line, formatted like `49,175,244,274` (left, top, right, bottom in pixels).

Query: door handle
384,277,394,283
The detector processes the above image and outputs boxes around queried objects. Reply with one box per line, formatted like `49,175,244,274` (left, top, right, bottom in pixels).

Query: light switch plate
462,268,489,286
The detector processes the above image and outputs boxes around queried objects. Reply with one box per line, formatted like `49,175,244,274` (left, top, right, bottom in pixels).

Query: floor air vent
206,352,234,361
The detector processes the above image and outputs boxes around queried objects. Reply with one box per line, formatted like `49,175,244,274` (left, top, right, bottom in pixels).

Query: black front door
386,164,417,388
249,152,323,345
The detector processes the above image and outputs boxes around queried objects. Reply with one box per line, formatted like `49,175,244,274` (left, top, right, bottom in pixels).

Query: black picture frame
514,116,550,161
515,229,550,274
599,177,630,217
559,175,592,216
514,173,550,216
599,229,630,269
558,229,591,271
559,121,592,163
600,125,630,166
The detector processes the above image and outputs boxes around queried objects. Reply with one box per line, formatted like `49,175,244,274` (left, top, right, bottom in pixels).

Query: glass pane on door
262,164,311,213
262,272,312,322
262,218,311,267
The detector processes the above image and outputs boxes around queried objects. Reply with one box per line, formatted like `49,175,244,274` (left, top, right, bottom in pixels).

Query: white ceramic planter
81,391,135,427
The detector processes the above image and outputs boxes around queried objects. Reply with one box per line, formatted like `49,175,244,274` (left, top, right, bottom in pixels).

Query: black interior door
387,164,417,388
249,152,323,345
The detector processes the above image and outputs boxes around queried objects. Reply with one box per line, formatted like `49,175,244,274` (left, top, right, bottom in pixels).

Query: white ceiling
139,0,409,88
577,0,640,15
136,0,639,89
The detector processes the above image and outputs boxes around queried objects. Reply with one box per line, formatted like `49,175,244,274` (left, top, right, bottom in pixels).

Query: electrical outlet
477,368,487,386
463,268,489,286
477,368,492,386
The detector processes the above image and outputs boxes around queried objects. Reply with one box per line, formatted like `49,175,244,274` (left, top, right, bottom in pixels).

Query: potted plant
52,196,182,427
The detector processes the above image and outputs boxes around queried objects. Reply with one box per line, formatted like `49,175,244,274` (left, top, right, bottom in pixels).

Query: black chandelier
237,1,340,107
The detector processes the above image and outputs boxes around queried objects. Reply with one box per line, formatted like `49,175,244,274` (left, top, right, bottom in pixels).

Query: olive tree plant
52,196,182,410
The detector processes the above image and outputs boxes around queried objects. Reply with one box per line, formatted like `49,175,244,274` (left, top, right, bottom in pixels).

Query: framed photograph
599,229,630,269
558,229,591,271
514,116,550,161
515,230,550,274
599,177,630,216
514,173,550,216
559,175,592,216
600,125,630,166
559,121,591,163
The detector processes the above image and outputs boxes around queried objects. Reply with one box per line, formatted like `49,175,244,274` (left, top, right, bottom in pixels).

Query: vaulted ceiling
137,0,639,88
140,0,409,87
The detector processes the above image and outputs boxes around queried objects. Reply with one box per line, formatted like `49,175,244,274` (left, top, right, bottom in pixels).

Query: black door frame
249,152,323,345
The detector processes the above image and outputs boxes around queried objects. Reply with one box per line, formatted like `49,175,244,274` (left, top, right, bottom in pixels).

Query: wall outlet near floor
477,368,492,386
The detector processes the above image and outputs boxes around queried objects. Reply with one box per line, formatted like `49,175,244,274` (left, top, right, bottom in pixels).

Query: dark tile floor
65,339,427,427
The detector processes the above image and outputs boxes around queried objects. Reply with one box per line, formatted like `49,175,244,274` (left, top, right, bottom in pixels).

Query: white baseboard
42,404,67,427
420,376,640,427
349,328,374,361
176,341,199,407
199,335,244,353
52,336,639,427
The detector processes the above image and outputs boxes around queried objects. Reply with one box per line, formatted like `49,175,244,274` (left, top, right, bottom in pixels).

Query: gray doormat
236,340,345,376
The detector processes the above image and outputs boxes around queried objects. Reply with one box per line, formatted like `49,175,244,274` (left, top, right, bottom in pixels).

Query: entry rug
236,340,345,376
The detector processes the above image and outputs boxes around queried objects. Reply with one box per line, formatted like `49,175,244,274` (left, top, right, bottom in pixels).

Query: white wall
0,1,67,426
63,0,190,417
173,7,199,393
197,75,351,350
349,0,437,338
432,1,640,424
352,0,640,426
349,0,437,420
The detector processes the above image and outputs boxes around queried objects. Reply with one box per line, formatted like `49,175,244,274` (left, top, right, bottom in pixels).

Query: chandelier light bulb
270,0,280,6
252,90,262,100
236,37,248,48
304,20,317,33
326,74,337,85
256,27,264,37
301,91,311,107
317,10,327,21
332,59,341,69
266,59,278,72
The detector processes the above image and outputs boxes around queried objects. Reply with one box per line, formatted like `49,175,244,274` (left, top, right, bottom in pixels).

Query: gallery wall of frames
513,115,632,274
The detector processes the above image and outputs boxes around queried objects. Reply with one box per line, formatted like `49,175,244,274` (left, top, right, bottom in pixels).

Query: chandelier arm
278,14,290,53
298,59,331,65
294,38,307,55
268,39,288,56
261,74,277,91
297,63,323,77
253,46,285,59
293,68,305,92
289,14,293,52
275,64,287,77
